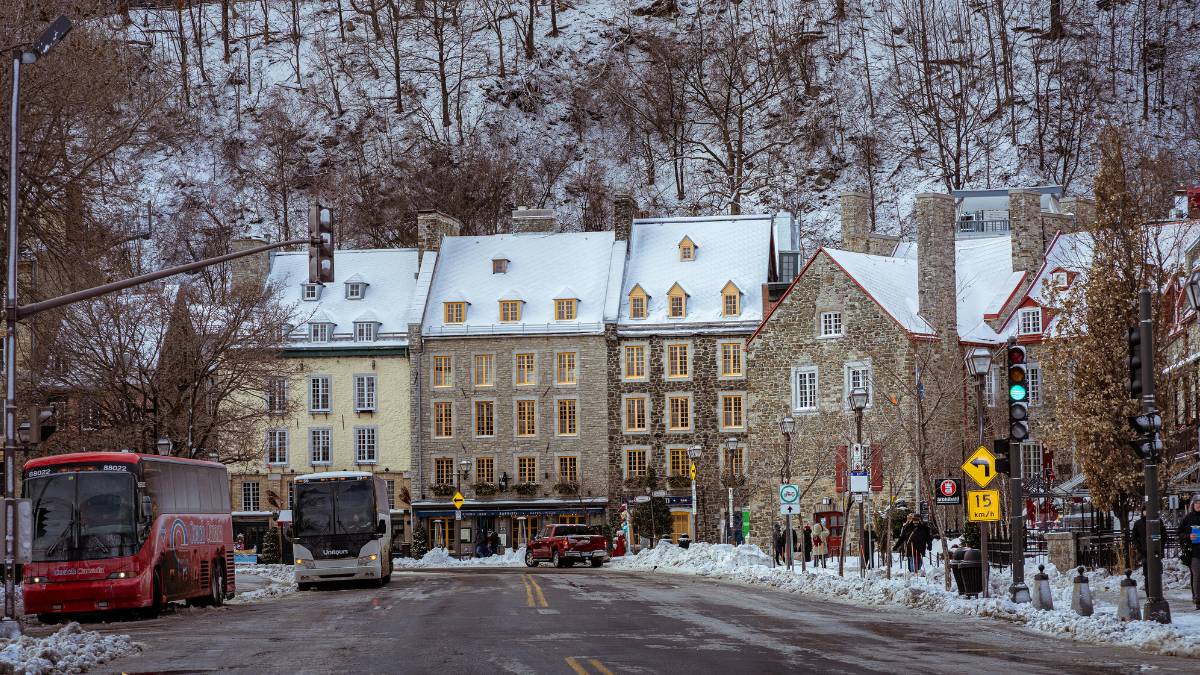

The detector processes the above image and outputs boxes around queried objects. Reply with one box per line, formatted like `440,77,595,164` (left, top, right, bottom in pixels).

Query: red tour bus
20,452,234,621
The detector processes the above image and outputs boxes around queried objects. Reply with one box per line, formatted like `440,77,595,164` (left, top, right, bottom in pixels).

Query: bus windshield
26,471,139,562
294,480,376,538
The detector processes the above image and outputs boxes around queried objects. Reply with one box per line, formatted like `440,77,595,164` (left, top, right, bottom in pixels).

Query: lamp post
156,438,173,456
849,388,868,577
457,459,471,560
778,415,795,570
963,347,993,598
5,16,72,636
687,444,703,542
724,436,738,545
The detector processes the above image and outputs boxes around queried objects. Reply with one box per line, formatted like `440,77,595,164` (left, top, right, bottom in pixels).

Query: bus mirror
376,520,386,535
141,495,152,518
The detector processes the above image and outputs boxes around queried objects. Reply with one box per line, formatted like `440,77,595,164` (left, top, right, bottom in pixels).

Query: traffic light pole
1139,290,1171,624
1008,441,1029,603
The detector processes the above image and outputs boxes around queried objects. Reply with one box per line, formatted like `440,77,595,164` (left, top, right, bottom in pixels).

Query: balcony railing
957,219,1010,234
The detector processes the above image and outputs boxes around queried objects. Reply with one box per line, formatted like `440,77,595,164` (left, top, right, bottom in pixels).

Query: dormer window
355,322,376,342
555,299,577,321
721,281,741,316
493,259,507,274
1053,272,1068,289
346,283,364,299
1018,307,1043,335
309,323,331,343
667,283,688,318
679,236,696,261
628,285,648,319
445,302,465,324
500,300,521,322
302,284,322,301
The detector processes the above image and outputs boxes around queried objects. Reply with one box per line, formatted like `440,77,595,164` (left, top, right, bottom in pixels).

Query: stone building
408,210,625,554
227,242,421,552
607,198,780,544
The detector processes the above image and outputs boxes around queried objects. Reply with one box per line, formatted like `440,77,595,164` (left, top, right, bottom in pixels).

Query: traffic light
17,404,56,445
1007,344,1029,442
308,204,334,284
1126,326,1143,400
994,437,1011,476
1129,412,1163,460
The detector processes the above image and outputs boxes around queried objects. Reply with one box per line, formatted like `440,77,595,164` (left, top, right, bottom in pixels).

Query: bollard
1117,568,1141,621
1031,564,1055,611
1070,566,1094,617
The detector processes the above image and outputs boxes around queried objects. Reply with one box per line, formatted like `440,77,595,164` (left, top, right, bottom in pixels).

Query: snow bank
393,547,526,569
227,563,297,605
611,543,1200,658
0,623,141,675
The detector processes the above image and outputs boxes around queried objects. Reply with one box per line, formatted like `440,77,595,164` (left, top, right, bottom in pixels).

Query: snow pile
393,547,527,569
227,564,297,605
234,563,295,585
0,623,141,675
612,543,1200,658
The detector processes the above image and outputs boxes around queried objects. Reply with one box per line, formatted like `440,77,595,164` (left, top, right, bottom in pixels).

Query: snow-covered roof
268,249,420,349
619,215,773,329
822,249,934,336
423,231,618,336
955,236,1016,343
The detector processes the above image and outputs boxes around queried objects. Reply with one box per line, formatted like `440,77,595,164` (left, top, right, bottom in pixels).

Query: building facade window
792,367,818,411
555,299,577,321
680,241,694,260
725,446,745,477
309,376,331,412
722,394,745,429
476,457,495,484
493,259,507,274
346,283,364,299
721,343,743,377
355,322,375,342
355,426,377,463
475,401,494,437
444,302,465,324
821,311,843,337
517,456,537,483
266,429,288,466
302,284,321,301
557,399,578,436
309,428,331,465
516,353,536,385
629,288,647,319
1028,364,1042,405
626,397,647,431
265,377,287,413
309,323,330,343
669,396,691,430
475,355,494,386
500,301,521,322
627,450,647,478
242,482,260,511
434,356,453,387
517,400,537,436
435,458,454,484
625,345,646,379
845,363,872,408
434,402,454,438
1021,442,1042,479
558,456,578,483
557,353,577,384
669,294,685,318
667,344,689,378
670,448,688,476
722,282,740,316
385,479,395,510
354,374,377,411
1019,307,1042,335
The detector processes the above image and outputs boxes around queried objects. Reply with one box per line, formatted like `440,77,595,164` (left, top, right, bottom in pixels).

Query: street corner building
225,237,420,554
407,208,622,554
607,196,780,545
743,188,1098,550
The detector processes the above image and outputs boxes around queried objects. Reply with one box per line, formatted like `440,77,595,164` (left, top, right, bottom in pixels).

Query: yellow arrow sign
452,492,465,509
961,446,998,488
690,462,696,481
967,490,1001,521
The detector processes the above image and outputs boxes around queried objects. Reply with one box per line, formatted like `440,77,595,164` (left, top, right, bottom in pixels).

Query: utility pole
779,417,795,570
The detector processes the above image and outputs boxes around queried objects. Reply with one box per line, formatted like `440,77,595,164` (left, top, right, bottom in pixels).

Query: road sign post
779,484,799,570
962,448,999,598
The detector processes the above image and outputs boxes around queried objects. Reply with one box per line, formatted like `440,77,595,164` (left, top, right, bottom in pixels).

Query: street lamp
778,415,796,570
724,436,739,545
963,347,993,446
848,388,868,577
686,445,702,542
1186,269,1200,313
156,438,172,456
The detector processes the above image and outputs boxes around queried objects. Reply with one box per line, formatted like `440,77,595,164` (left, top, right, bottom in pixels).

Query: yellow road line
588,659,616,675
527,574,549,607
520,574,534,607
564,658,590,675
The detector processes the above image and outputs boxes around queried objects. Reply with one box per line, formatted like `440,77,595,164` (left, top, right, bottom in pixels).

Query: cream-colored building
227,243,425,551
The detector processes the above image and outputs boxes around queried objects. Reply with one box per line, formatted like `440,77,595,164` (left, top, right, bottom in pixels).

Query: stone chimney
1059,196,1095,234
1009,189,1045,276
230,236,271,291
914,193,957,340
614,195,638,242
417,209,462,265
512,207,557,233
839,192,870,253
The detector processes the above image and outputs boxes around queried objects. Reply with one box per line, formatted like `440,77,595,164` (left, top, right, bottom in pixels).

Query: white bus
290,472,393,590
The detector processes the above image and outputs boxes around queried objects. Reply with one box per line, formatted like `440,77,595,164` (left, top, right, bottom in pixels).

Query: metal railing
423,322,604,336
957,219,1010,233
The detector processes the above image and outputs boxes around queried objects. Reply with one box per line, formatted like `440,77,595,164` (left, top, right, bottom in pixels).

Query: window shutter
869,443,883,491
835,444,847,492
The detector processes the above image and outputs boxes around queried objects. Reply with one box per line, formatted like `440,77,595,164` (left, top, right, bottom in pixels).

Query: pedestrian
811,517,829,568
896,514,932,572
862,528,877,569
1176,494,1200,610
803,525,813,564
1132,507,1148,568
489,530,501,556
476,530,488,558
772,524,784,566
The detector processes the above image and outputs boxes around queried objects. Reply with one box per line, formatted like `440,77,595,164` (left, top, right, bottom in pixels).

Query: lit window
625,346,646,379
821,311,843,337
721,282,740,316
475,355,494,386
434,356,452,387
722,395,744,429
242,482,260,511
669,396,690,430
434,402,454,438
557,399,578,436
475,401,494,437
1019,307,1042,335
309,376,331,412
354,374,377,411
346,283,364,300
309,428,331,464
266,429,288,466
476,457,495,484
445,302,465,324
354,322,375,342
627,450,647,478
556,299,577,321
667,344,689,378
516,354,535,385
626,397,647,431
302,284,321,301
500,300,521,322
558,456,578,483
493,259,507,274
557,353,577,384
355,426,377,463
670,448,688,476
435,458,455,485
721,343,743,376
309,323,330,343
517,456,537,483
517,400,537,436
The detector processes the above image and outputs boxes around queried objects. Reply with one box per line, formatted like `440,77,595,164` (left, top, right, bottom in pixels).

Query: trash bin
949,547,967,593
955,548,984,597
678,535,692,549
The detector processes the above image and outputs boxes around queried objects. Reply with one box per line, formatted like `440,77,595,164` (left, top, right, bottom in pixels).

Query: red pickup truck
524,525,608,568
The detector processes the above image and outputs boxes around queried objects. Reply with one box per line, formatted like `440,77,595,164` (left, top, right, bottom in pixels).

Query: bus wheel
36,613,58,625
141,570,163,619
298,583,312,591
210,563,225,607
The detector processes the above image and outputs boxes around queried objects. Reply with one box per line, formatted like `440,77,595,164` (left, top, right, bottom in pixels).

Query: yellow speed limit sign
967,490,1000,522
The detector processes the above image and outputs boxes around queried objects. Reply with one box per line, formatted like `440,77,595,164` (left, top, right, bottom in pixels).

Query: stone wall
231,237,270,291
839,192,870,253
416,210,462,265
511,208,558,233
614,195,638,243
1009,189,1046,276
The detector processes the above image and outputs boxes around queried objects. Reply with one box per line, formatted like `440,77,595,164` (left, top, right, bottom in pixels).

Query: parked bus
21,452,234,621
292,471,392,590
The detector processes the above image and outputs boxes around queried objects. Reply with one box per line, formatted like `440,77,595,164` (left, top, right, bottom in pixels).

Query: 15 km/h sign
961,446,999,488
967,490,1001,522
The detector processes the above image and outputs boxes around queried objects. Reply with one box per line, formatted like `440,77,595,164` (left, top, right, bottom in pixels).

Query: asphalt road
39,567,1200,675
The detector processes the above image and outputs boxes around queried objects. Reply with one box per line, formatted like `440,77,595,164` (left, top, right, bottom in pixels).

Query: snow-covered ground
229,563,297,604
0,623,141,675
393,547,527,569
610,542,1200,658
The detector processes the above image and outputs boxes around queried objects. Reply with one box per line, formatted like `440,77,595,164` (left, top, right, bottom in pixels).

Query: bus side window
144,461,172,514
198,467,214,513
181,465,202,513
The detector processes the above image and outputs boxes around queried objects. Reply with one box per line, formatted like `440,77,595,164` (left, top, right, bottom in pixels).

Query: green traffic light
1010,384,1027,401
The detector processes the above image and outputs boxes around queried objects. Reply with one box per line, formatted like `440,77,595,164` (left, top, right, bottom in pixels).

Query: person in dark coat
489,530,501,555
803,525,813,563
895,514,933,572
772,524,785,566
1132,508,1148,569
1177,494,1200,609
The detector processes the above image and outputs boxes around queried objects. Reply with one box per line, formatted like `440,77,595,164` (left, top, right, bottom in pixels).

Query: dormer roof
722,280,743,295
553,286,581,300
499,289,529,302
628,284,650,297
344,273,367,286
353,310,381,324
